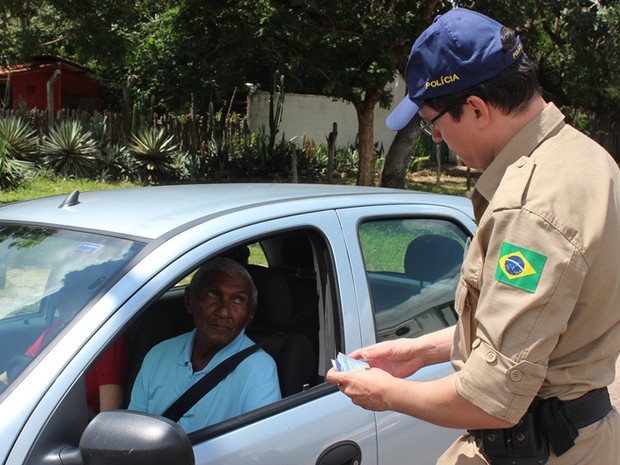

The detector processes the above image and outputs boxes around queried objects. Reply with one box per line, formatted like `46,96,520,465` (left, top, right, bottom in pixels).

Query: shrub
40,120,99,178
0,116,38,189
98,143,136,182
128,127,178,184
0,139,32,189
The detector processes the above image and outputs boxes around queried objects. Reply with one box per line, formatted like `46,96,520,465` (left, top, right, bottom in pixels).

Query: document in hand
332,352,370,372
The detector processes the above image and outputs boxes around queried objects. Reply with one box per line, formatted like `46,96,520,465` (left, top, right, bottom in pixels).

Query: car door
336,203,477,464
175,210,379,465
5,209,380,465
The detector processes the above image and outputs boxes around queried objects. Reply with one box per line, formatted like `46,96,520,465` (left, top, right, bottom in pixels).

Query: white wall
247,77,405,151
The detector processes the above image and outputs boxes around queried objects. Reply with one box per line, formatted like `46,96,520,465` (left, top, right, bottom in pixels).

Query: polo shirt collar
177,328,248,374
475,102,565,203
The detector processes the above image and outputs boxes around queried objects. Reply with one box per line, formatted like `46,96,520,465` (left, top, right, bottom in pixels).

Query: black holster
470,387,612,465
473,404,549,465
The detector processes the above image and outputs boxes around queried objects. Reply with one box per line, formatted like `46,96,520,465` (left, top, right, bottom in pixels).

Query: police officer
326,8,620,465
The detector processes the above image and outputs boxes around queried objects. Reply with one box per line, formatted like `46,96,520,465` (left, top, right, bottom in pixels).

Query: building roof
0,55,96,79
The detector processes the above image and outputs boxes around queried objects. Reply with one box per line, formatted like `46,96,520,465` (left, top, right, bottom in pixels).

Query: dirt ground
410,167,620,408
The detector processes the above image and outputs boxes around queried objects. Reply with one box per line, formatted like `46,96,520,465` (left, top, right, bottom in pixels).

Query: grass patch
0,167,473,205
404,169,472,197
0,176,142,205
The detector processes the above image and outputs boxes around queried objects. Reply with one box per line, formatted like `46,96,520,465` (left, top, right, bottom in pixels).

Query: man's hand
326,366,397,411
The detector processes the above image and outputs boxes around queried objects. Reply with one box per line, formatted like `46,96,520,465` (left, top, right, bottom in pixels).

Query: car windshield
0,224,143,391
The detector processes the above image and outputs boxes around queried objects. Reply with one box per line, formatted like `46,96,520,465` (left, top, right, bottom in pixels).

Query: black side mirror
60,411,194,465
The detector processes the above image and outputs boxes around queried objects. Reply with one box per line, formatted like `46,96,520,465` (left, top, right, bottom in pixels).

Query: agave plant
98,143,135,181
0,116,38,189
128,127,178,183
0,116,38,161
0,138,33,189
40,120,99,178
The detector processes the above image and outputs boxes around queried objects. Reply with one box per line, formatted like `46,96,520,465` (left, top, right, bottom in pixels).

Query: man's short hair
189,257,258,306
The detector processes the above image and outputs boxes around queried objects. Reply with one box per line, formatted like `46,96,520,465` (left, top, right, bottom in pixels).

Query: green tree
381,0,620,187
0,0,145,108
127,0,277,113
266,0,451,186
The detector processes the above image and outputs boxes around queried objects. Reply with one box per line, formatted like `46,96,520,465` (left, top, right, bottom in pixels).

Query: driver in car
128,257,281,433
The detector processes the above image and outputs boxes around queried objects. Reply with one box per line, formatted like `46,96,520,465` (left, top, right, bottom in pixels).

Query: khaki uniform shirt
439,103,620,465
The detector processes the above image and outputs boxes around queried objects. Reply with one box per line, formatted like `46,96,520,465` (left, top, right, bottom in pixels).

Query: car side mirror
59,411,194,465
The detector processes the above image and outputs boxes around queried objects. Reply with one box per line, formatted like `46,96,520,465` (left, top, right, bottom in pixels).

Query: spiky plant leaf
0,116,38,160
128,127,177,183
0,138,32,189
41,121,99,178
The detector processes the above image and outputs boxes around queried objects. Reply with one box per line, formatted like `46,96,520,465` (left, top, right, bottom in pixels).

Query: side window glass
359,219,468,342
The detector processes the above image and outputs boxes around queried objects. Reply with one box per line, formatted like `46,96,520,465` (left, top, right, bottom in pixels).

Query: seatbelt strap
162,343,261,422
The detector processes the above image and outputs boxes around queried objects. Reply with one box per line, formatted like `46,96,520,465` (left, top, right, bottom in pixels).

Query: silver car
0,184,476,465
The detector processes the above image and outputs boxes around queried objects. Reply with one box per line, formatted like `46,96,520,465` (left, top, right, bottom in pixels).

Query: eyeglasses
419,109,448,136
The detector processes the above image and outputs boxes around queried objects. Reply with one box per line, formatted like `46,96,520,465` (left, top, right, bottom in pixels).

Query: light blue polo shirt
129,329,281,433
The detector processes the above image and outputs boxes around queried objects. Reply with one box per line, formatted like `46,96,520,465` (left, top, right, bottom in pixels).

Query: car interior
123,229,330,407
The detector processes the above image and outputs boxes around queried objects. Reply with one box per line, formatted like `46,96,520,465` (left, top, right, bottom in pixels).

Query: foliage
40,120,99,178
0,0,139,85
0,116,38,158
126,0,276,112
0,115,38,188
464,1,620,119
128,126,178,183
0,138,32,189
98,143,136,182
264,0,448,185
2,0,619,187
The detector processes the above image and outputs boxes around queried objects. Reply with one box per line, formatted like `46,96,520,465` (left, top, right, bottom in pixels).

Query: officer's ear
464,95,492,129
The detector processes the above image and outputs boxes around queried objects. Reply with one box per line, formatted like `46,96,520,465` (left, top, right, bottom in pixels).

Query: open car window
123,228,335,438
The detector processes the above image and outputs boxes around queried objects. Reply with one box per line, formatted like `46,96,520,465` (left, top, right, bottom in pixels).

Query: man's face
185,269,256,348
419,103,494,170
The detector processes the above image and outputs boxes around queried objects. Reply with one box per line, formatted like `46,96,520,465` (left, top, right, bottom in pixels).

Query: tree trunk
380,118,420,189
355,91,381,186
46,69,61,129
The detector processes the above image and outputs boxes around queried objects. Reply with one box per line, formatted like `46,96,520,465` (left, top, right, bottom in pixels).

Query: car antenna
58,189,81,208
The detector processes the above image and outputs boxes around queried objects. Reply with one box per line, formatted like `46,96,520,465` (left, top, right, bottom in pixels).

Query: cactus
268,71,285,150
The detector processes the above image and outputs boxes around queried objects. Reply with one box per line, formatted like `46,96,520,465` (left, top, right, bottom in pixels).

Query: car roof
0,184,473,240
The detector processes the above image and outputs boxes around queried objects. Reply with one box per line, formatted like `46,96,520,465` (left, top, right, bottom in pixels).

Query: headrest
404,234,464,283
281,234,314,270
246,265,292,328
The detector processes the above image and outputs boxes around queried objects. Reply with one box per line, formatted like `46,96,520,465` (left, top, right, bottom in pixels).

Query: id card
331,352,370,372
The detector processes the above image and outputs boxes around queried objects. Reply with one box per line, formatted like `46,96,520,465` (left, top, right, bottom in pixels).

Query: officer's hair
425,27,541,120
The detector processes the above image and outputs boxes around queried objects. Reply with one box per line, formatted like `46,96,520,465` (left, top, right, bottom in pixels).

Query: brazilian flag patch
495,242,547,293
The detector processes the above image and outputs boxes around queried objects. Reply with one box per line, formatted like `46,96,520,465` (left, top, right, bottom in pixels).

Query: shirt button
486,351,497,363
510,370,523,382
472,338,481,349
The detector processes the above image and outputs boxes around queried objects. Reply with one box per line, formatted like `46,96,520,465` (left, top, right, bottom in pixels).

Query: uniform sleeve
455,207,588,424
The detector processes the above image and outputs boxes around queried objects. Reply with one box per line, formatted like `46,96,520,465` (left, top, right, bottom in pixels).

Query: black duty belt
555,387,612,429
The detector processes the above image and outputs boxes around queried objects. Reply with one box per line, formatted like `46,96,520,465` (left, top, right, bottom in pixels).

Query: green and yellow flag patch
495,242,547,293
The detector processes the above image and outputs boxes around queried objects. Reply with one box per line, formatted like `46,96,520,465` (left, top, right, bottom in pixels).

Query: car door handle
316,440,362,465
